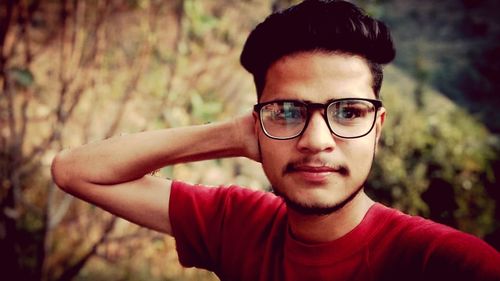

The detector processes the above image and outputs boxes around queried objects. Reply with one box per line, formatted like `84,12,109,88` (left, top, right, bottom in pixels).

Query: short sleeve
169,180,285,273
169,181,229,270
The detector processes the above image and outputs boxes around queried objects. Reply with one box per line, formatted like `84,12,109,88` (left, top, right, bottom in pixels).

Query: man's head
241,0,395,216
240,0,395,100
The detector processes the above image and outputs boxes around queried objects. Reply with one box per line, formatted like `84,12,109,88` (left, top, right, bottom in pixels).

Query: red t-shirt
169,181,500,281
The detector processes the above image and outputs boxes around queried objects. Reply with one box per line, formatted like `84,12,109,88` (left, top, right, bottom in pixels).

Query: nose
296,111,336,154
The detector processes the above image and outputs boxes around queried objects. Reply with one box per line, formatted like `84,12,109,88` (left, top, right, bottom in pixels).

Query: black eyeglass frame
253,98,383,140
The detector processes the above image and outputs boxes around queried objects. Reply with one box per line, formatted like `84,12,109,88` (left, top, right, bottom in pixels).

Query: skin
51,51,385,244
51,120,259,235
256,51,385,242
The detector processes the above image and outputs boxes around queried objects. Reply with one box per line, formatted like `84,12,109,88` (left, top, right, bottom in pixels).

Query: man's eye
272,109,300,119
336,107,364,119
271,109,287,119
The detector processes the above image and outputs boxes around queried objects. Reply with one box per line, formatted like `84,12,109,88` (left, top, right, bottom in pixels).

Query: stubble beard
272,181,366,216
258,138,376,216
268,151,370,216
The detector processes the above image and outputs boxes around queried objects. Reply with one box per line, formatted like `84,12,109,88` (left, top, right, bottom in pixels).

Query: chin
273,184,364,216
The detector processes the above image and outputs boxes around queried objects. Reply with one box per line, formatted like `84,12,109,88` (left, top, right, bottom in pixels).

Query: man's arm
51,114,259,235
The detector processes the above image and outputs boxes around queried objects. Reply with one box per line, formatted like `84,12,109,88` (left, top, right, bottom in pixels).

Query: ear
253,111,260,137
374,107,386,152
252,111,263,162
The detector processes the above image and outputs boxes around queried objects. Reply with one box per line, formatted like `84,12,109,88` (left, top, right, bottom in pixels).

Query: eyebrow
262,98,342,105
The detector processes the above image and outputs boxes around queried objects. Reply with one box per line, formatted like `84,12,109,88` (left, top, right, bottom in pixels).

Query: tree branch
104,10,156,138
0,0,15,71
22,0,104,165
159,0,185,118
56,216,118,281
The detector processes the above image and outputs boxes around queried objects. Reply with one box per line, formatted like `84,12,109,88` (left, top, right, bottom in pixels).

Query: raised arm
51,114,259,235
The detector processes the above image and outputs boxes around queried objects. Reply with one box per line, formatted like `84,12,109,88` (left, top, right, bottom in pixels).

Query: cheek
259,138,291,175
341,136,376,167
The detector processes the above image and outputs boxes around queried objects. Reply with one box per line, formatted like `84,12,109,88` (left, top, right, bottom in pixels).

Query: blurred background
1,0,499,280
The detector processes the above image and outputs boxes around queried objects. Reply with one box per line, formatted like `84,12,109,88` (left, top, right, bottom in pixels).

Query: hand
233,113,261,162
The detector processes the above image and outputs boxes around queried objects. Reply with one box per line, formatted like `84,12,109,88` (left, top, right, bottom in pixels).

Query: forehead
260,51,374,103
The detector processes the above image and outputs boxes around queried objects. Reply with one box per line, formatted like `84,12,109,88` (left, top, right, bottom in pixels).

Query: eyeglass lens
260,100,378,139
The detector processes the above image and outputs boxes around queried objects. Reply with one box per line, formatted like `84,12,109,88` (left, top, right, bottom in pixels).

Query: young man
51,0,500,280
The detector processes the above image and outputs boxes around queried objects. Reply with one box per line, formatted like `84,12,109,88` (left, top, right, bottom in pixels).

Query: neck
287,190,374,244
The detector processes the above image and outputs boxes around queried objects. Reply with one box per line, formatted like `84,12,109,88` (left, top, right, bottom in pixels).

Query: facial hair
262,139,378,216
272,182,365,216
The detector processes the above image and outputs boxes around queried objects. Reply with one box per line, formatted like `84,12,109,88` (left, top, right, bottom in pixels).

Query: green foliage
2,1,499,281
375,0,500,132
368,66,497,237
189,92,223,123
185,0,218,38
9,67,35,88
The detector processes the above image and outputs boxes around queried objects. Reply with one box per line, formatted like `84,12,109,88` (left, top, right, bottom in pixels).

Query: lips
286,162,347,174
286,164,346,184
291,165,339,173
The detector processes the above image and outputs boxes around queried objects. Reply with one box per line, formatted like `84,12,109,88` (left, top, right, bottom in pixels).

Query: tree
1,0,272,280
1,1,498,280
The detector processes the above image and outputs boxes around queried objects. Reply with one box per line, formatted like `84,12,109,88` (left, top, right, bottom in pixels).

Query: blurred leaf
190,92,222,123
368,66,497,237
10,67,35,88
185,0,219,42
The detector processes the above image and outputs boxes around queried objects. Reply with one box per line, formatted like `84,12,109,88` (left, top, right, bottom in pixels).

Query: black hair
240,0,395,99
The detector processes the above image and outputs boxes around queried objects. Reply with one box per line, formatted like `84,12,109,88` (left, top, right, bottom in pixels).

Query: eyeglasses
253,98,383,140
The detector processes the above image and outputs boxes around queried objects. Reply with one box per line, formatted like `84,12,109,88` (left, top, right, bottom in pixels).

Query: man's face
255,51,385,215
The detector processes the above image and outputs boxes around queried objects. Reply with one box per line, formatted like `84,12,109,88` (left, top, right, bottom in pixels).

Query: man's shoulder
172,179,275,197
371,203,462,239
171,180,284,211
369,204,500,280
370,203,499,262
368,203,495,256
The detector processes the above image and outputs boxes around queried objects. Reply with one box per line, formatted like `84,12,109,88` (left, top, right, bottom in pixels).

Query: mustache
283,157,349,176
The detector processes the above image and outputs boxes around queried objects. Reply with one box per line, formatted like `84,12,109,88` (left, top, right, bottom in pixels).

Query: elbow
51,151,72,191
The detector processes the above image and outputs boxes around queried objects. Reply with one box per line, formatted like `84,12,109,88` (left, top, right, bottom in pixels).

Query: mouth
284,163,349,184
